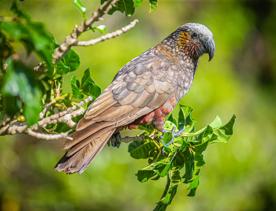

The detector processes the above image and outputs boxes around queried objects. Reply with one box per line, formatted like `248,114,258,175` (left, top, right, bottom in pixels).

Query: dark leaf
149,0,158,11
128,140,157,159
10,1,30,20
2,59,42,125
187,176,199,196
2,95,21,117
56,49,80,75
178,105,194,131
102,0,135,16
71,76,84,99
167,114,177,125
155,161,171,177
0,19,55,72
136,169,157,182
0,32,13,68
183,148,194,182
154,181,178,211
81,69,101,98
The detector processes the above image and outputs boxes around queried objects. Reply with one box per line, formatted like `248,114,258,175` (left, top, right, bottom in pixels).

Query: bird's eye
191,32,198,39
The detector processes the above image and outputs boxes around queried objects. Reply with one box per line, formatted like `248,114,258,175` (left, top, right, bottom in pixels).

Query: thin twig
0,96,93,139
53,0,119,63
39,100,56,119
120,135,145,143
26,129,72,140
77,19,139,46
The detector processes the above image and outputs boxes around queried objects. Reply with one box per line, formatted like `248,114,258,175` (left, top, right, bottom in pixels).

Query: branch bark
52,0,119,63
77,19,139,46
0,97,93,139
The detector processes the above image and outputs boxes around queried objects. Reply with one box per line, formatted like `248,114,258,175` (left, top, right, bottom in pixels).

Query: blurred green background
1,0,276,210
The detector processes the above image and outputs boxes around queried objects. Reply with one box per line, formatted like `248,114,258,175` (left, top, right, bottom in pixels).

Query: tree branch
77,19,139,46
119,135,145,143
52,0,119,63
0,96,93,138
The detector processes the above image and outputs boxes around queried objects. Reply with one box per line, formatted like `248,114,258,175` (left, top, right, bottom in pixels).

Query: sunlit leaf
134,0,143,7
95,25,107,34
73,0,87,15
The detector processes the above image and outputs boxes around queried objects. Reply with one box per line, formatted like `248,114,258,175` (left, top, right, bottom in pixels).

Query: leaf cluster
128,105,236,210
0,2,100,126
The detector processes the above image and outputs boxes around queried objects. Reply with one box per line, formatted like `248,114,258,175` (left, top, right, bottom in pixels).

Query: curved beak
205,38,215,61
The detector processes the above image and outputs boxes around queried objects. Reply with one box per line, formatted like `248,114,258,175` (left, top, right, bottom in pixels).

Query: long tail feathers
55,126,115,174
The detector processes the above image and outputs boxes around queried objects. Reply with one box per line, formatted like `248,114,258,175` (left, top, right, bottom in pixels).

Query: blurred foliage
0,0,275,211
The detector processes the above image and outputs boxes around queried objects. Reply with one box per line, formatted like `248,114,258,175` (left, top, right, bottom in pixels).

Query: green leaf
2,59,42,125
167,114,177,125
73,0,87,15
102,0,135,16
26,22,55,71
134,0,143,7
10,1,30,21
212,115,236,143
0,32,13,68
0,17,55,72
56,49,80,75
187,175,199,196
71,76,84,99
1,95,21,117
95,25,107,34
128,140,157,159
149,0,158,11
154,174,178,211
209,116,223,128
178,105,194,131
155,161,171,177
183,148,195,182
81,69,101,98
136,169,157,182
128,104,236,210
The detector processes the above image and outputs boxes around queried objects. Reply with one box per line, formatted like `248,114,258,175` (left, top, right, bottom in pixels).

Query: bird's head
168,23,215,61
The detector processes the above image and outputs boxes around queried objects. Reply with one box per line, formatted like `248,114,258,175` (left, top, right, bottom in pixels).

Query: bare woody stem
52,0,119,63
0,97,93,140
77,19,139,46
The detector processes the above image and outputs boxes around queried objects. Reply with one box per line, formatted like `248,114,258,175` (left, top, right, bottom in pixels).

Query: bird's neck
160,38,199,65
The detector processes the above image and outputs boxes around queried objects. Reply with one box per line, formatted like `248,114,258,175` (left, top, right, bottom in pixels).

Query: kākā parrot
55,23,215,174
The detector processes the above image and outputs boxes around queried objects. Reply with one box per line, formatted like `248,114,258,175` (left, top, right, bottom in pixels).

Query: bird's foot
161,127,185,147
161,126,176,147
174,128,185,137
108,132,121,148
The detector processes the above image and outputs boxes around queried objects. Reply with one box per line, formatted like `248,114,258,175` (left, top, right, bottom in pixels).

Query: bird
55,23,215,174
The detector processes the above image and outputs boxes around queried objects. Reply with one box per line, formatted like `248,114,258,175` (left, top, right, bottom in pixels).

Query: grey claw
108,132,121,148
174,128,184,137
